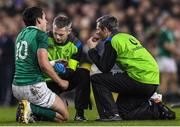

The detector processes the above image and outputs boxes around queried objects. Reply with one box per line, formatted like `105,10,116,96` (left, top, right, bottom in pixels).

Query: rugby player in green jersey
12,7,69,123
46,14,91,121
87,15,175,121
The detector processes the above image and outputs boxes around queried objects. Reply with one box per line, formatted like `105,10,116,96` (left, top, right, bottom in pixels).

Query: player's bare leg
50,95,69,121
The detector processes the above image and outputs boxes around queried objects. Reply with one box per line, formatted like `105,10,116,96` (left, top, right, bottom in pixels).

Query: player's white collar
26,26,40,30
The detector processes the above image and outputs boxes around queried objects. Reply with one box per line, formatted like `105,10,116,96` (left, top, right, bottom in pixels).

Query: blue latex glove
54,62,66,74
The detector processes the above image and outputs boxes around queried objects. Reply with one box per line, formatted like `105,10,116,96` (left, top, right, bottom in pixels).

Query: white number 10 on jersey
16,41,28,60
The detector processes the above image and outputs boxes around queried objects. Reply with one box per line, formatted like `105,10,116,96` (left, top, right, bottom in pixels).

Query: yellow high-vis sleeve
68,59,79,71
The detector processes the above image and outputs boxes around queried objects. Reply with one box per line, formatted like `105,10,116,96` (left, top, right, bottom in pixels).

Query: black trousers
91,72,158,119
47,68,91,110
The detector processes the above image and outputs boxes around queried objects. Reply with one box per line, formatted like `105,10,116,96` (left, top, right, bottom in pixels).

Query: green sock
30,103,56,121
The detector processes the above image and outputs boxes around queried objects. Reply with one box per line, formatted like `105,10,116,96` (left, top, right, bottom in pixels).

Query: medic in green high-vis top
46,14,91,121
87,15,175,121
46,31,81,80
111,33,159,84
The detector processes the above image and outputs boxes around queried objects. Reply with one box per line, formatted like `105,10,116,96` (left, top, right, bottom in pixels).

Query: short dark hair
96,15,118,32
53,14,72,28
22,6,43,26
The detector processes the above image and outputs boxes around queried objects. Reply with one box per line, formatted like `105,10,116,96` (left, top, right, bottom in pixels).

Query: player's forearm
37,48,64,87
41,62,62,83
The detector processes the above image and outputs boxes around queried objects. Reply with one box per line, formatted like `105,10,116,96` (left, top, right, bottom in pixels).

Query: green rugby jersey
13,26,48,86
111,33,159,84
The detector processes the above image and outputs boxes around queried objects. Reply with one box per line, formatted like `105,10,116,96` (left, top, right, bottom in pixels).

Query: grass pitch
0,106,180,126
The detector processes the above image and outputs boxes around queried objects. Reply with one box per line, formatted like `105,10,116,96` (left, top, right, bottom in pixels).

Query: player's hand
50,59,68,67
58,79,69,90
56,59,68,67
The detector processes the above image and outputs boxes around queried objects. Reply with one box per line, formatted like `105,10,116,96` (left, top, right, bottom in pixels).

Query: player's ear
103,27,109,33
103,27,110,37
36,18,41,25
68,28,72,34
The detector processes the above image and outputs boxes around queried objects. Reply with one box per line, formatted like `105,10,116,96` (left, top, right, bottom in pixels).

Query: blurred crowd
0,0,180,106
